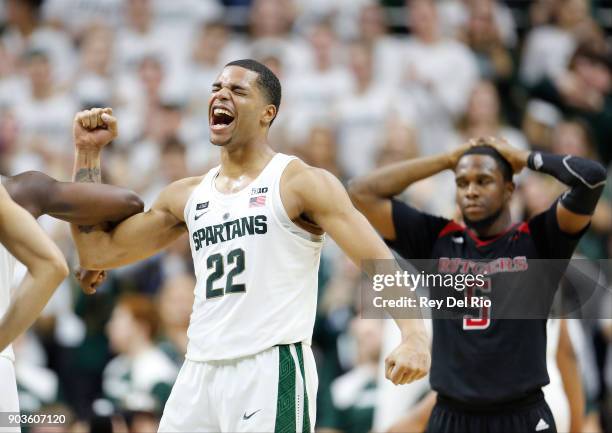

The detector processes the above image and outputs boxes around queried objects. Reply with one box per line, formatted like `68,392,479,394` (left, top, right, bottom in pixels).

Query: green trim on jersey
295,344,311,433
275,345,296,433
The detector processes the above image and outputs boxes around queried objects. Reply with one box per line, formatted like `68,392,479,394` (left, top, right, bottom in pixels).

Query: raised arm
69,108,196,271
489,138,607,234
0,185,69,352
283,162,430,385
348,143,472,240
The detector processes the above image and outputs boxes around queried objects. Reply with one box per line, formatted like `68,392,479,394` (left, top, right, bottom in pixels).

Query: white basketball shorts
158,343,317,433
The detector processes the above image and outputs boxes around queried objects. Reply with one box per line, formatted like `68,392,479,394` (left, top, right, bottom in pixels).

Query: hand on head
451,136,528,174
478,136,529,173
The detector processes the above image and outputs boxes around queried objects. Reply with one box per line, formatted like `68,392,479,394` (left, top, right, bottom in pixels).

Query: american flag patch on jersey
249,195,266,207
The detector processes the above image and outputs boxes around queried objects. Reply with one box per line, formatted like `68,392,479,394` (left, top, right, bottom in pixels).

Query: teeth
213,108,233,117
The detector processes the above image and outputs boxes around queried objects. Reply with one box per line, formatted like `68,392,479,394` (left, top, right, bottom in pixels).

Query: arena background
0,0,610,432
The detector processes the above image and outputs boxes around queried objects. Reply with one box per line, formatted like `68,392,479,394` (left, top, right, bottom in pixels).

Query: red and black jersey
385,199,586,404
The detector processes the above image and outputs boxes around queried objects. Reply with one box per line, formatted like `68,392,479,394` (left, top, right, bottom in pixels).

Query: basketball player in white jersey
69,59,431,432
0,184,68,432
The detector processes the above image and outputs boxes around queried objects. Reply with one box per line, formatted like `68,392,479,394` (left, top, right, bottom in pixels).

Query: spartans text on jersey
193,215,268,250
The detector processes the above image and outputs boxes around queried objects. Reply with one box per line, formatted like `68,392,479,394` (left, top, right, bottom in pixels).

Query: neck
16,19,36,37
127,338,153,358
219,137,275,179
32,85,52,100
465,207,512,238
356,77,371,94
418,30,439,44
316,56,331,72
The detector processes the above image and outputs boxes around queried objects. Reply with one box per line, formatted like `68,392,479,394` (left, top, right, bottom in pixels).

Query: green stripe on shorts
275,345,296,433
295,344,311,433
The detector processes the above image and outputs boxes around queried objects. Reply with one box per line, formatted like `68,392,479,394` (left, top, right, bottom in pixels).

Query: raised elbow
592,161,607,185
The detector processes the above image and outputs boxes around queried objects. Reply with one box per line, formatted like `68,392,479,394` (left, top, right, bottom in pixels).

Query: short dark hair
460,145,513,182
225,59,281,123
570,44,612,73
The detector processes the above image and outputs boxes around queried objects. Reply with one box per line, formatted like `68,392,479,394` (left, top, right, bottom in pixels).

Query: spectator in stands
356,3,402,85
453,80,527,150
42,0,122,39
115,0,164,72
0,40,28,108
249,0,310,74
74,24,115,108
293,124,342,180
334,41,395,179
189,21,233,117
458,0,514,84
1,0,76,87
14,50,77,176
285,19,353,140
400,0,478,155
521,0,605,86
529,45,612,164
438,0,517,48
103,294,177,418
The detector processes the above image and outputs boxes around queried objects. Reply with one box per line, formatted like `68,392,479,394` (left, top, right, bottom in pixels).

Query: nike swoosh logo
194,211,208,221
243,409,261,420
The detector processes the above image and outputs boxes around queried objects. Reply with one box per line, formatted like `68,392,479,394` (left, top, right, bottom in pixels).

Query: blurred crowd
0,0,611,432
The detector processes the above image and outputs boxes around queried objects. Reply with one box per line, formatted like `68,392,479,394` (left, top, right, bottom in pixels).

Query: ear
261,104,277,126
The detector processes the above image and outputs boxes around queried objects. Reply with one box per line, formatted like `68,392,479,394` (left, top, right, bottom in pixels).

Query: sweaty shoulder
156,176,204,222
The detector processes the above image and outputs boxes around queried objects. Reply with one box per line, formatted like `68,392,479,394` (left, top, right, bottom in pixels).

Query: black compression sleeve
527,152,607,215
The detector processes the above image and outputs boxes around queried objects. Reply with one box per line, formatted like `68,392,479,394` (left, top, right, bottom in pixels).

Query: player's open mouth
210,107,235,131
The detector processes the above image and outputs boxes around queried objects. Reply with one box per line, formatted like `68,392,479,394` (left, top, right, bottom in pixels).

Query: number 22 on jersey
206,248,246,299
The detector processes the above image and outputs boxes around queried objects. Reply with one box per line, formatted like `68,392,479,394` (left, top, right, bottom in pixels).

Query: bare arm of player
348,142,475,240
3,171,144,225
282,162,430,385
69,108,196,271
487,137,606,234
556,320,584,433
0,185,69,352
2,171,145,293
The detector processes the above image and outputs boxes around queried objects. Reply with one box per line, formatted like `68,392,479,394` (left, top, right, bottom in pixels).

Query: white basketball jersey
0,242,16,362
184,153,324,361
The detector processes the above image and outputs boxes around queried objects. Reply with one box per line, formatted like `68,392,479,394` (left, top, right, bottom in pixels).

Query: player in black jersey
349,137,606,433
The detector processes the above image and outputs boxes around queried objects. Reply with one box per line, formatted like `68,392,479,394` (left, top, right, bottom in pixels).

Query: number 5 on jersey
206,248,246,298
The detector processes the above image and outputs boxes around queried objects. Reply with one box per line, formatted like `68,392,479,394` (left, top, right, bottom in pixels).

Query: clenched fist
385,331,431,385
73,107,118,152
